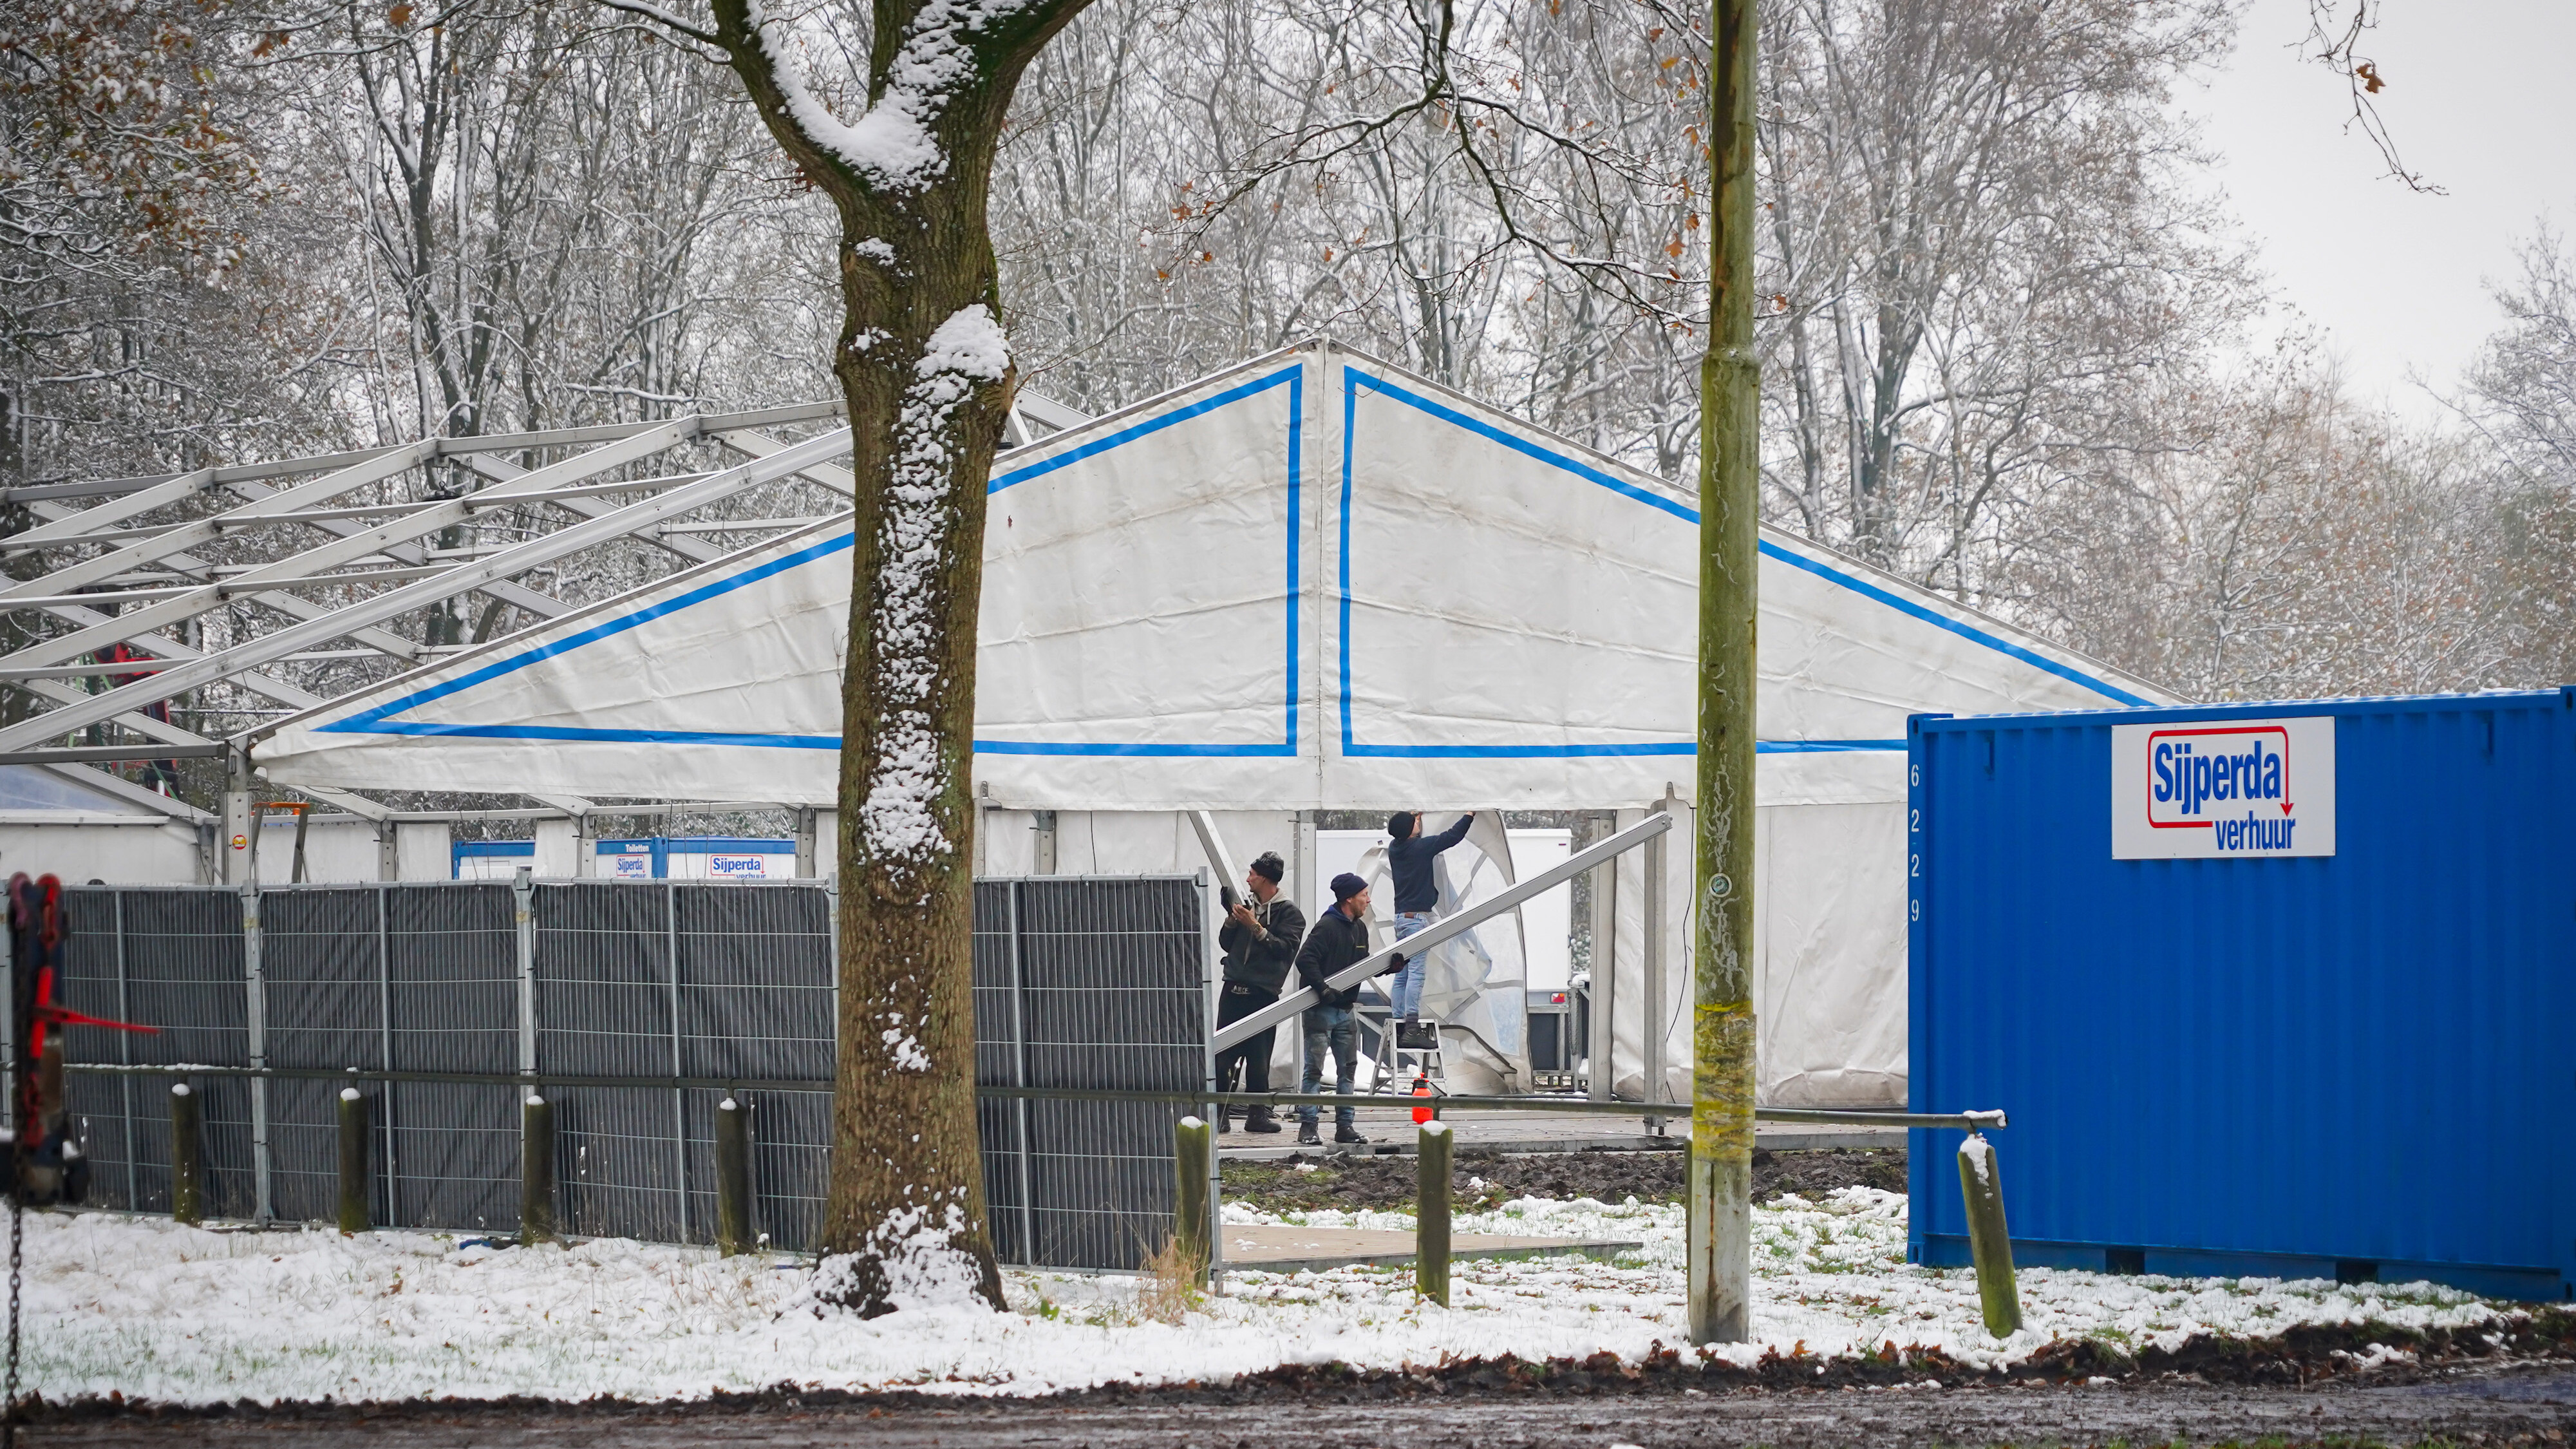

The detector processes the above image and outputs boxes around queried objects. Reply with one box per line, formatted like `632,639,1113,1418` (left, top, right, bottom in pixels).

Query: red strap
33,1004,159,1035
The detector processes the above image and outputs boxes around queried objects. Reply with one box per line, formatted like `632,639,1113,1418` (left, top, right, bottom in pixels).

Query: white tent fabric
258,339,2177,1105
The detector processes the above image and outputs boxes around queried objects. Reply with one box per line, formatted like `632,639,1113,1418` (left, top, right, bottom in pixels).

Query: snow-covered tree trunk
695,0,1093,1316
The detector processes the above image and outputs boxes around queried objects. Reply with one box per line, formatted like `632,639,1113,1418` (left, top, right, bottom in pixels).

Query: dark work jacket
1218,893,1306,997
1293,903,1373,1009
1388,814,1474,913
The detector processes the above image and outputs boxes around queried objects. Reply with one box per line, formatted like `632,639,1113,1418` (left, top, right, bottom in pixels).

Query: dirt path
32,1365,2576,1447
1222,1146,1903,1212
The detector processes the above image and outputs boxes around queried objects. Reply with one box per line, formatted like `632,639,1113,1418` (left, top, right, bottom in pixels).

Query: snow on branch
739,0,1037,193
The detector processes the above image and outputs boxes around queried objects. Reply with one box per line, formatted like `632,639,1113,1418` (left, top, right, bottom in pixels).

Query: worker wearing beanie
1292,871,1377,1145
1214,851,1302,1135
1384,810,1476,1024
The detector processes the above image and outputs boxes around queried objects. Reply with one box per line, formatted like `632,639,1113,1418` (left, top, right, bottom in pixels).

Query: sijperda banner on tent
257,339,2166,813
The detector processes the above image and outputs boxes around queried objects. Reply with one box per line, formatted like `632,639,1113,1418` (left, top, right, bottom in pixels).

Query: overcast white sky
2190,0,2576,422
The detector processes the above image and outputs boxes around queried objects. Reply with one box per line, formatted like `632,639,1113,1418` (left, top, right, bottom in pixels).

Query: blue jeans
1391,912,1434,1019
1299,1005,1358,1127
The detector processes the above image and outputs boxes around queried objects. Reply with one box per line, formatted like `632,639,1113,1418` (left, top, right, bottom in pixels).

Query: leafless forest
6,0,2573,722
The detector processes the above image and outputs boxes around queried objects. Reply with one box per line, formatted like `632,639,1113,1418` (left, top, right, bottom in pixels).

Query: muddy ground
1221,1146,1906,1212
27,1354,2576,1446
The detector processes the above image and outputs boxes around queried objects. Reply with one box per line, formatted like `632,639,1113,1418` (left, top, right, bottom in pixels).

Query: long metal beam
1,421,697,674
0,443,436,601
1,400,847,506
0,426,854,753
1210,811,1676,1053
3,468,220,547
0,744,230,766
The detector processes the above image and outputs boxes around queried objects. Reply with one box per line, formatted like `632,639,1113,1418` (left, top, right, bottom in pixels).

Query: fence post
715,1096,751,1256
169,1082,202,1226
1416,1121,1453,1306
1172,1115,1211,1285
521,1094,557,1245
337,1087,369,1234
241,883,270,1224
511,867,536,1075
1958,1131,2022,1338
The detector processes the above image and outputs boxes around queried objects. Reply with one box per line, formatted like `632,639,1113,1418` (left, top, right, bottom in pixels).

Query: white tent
259,339,2174,1106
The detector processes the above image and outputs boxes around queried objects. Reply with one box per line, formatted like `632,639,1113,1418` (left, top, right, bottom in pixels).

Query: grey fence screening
44,874,1208,1271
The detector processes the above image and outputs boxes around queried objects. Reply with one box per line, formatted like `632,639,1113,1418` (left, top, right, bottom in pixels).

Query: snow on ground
22,1189,2503,1406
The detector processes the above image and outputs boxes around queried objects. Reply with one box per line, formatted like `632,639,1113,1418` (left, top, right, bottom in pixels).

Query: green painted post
715,1096,752,1256
169,1081,203,1226
1958,1132,2022,1338
335,1086,370,1234
520,1094,557,1245
1173,1115,1212,1285
1416,1121,1453,1307
1689,0,1760,1347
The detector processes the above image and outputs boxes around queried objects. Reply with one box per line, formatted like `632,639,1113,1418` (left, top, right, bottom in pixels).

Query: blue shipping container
1908,689,2576,1301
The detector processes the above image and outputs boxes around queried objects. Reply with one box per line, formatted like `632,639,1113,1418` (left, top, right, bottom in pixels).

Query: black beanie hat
1249,851,1284,884
1386,811,1416,841
1331,872,1368,902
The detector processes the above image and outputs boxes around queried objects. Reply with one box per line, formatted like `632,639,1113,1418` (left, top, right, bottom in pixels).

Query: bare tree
2461,225,2576,685
2300,0,2438,193
614,0,1095,1316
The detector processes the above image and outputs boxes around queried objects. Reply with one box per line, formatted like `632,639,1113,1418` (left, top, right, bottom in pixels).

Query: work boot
1244,1105,1284,1134
1297,1122,1322,1146
1334,1124,1369,1145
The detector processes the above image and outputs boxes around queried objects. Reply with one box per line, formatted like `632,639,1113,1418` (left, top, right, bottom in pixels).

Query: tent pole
1690,0,1760,1347
1585,811,1615,1103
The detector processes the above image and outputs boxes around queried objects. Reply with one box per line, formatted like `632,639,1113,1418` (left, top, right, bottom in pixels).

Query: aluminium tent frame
0,394,1087,862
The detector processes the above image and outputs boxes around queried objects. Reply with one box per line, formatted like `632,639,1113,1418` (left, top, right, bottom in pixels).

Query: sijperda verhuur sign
2110,716,2336,860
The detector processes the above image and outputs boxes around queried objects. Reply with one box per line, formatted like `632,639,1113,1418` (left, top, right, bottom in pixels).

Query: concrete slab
1219,1223,1642,1274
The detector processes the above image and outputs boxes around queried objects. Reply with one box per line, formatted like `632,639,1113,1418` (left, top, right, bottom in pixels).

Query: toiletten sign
2111,715,2336,859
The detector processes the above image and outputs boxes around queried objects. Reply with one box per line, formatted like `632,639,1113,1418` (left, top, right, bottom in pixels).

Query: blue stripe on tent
323,366,1307,757
1754,542,2152,707
988,366,1301,493
340,728,1901,756
1335,739,1908,759
323,531,858,734
1331,366,2147,759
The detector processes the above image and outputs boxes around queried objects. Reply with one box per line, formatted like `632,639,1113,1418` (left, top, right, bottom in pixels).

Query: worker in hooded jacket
1214,851,1302,1134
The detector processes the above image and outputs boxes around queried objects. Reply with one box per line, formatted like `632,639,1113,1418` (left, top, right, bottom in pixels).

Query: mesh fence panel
57,889,140,1212
384,884,519,1232
977,876,1208,1271
262,888,387,1224
673,885,832,1251
51,876,1205,1264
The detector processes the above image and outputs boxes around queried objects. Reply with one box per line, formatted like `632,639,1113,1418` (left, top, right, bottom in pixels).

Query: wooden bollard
1416,1120,1453,1306
1957,1130,2022,1338
1172,1115,1212,1284
714,1095,751,1256
520,1094,557,1245
336,1086,370,1234
169,1081,203,1226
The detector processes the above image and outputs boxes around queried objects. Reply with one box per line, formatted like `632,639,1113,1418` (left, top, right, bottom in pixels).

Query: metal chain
4,1157,20,1449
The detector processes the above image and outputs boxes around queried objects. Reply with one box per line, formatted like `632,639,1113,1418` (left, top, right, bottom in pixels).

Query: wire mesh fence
38,874,1208,1270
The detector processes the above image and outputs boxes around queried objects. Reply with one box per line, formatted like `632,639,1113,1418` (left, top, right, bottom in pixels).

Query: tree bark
704,0,1095,1317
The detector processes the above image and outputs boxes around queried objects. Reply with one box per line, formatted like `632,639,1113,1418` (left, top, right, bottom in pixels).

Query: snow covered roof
255,340,2175,810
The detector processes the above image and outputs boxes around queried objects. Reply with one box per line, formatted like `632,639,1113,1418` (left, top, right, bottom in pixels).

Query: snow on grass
22,1189,2503,1406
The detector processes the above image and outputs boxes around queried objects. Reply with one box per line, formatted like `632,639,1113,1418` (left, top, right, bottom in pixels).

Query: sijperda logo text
2110,714,2335,860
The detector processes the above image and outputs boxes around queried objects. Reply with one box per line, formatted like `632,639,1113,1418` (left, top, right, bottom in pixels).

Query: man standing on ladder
1384,810,1478,1028
1214,851,1302,1135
